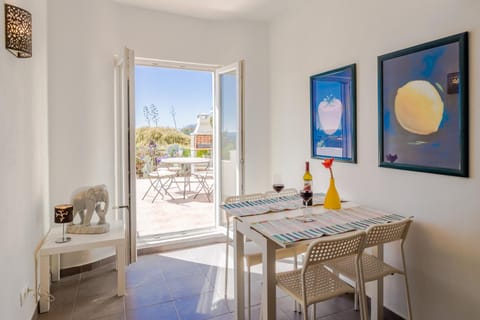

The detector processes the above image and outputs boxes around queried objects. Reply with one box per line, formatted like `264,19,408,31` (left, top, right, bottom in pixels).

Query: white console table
38,221,126,313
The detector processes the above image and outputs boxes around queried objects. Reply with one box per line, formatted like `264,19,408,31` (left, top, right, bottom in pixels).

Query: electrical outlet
19,286,33,307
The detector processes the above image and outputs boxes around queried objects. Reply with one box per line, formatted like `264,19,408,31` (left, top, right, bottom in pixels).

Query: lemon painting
379,32,468,176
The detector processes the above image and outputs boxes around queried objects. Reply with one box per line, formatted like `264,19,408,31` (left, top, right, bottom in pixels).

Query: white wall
47,0,271,267
0,0,49,319
269,0,480,318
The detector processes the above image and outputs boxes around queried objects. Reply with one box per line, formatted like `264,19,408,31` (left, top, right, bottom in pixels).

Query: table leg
116,244,126,296
371,244,384,320
39,255,50,313
262,239,277,320
51,254,60,282
234,220,245,320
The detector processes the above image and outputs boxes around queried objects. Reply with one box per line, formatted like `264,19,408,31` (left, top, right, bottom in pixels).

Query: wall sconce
4,3,32,58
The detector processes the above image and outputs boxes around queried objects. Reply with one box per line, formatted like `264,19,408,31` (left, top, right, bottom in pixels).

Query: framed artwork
378,32,469,177
310,64,356,162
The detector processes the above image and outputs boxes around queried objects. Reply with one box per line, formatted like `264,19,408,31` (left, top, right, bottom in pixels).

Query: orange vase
324,178,341,209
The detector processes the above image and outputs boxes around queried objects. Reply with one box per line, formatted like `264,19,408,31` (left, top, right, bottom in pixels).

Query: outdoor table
161,157,211,199
231,201,407,320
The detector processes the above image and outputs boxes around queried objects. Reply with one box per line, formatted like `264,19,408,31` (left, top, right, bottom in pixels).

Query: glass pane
220,70,239,201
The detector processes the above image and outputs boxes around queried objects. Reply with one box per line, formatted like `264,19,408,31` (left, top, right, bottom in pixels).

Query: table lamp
54,204,73,243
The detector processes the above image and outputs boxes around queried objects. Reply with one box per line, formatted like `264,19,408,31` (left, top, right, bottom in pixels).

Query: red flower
322,158,334,178
322,158,334,169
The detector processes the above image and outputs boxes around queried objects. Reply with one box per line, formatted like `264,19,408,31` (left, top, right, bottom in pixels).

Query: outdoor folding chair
141,167,177,202
192,160,214,201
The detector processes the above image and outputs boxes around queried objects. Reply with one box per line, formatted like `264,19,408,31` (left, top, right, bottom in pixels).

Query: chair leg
141,181,154,200
354,291,359,310
403,273,413,320
248,265,252,320
355,259,369,320
302,304,308,320
401,246,413,320
224,218,230,299
313,303,316,319
294,255,298,312
151,178,163,202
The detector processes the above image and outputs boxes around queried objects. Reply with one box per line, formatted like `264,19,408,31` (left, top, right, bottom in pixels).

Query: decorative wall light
54,204,73,243
4,3,32,58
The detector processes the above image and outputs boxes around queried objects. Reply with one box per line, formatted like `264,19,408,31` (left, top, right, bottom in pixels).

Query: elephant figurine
71,184,109,226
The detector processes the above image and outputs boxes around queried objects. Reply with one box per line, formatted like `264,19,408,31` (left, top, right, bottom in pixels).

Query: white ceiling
113,0,291,21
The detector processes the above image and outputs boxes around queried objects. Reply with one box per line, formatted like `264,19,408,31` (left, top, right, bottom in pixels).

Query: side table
38,220,126,313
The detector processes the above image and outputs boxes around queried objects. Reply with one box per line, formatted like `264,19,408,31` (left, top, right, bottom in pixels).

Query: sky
135,66,213,129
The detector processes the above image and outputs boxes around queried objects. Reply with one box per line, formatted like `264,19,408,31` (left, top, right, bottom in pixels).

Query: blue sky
135,66,213,128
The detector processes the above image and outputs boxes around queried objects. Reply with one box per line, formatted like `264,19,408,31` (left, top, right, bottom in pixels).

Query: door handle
113,205,129,211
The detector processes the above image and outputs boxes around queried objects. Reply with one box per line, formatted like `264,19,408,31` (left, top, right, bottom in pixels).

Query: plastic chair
223,193,302,320
325,218,413,319
276,230,368,320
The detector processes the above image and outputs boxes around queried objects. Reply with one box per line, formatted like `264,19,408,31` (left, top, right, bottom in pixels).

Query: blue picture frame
310,64,357,163
378,32,468,177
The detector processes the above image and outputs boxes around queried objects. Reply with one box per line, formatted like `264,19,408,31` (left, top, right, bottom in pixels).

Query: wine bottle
303,161,312,191
303,161,313,206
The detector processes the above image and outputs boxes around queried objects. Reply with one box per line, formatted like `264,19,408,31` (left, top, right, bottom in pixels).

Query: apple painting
317,95,343,135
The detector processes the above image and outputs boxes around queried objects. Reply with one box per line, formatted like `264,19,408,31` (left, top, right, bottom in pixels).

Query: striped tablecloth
251,205,407,246
221,193,325,217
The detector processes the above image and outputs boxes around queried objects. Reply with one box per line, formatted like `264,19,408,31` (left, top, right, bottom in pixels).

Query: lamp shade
4,3,32,58
54,204,73,224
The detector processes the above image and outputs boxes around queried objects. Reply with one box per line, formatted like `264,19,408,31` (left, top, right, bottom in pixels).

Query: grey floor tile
125,283,173,310
126,301,179,320
208,312,234,320
175,291,230,320
72,295,125,320
36,243,404,320
91,313,125,320
165,272,214,299
159,257,205,280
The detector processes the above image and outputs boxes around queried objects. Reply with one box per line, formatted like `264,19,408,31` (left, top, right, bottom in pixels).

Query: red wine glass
272,184,285,193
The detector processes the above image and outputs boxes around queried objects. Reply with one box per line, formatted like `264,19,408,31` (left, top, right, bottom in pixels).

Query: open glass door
214,61,244,224
113,47,137,263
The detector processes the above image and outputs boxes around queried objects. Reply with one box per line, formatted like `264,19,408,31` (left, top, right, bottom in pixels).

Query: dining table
228,198,407,320
161,157,211,199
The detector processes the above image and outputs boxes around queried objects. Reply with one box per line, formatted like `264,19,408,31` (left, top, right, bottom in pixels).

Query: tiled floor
38,243,403,320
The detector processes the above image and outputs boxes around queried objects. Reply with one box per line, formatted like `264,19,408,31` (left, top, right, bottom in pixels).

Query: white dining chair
324,218,413,319
223,193,303,320
276,230,368,320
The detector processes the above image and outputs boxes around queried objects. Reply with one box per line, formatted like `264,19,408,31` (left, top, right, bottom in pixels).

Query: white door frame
113,47,137,263
214,61,245,227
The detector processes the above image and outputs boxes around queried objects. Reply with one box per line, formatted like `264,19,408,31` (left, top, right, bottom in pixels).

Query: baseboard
31,308,39,320
138,232,225,255
60,255,116,278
